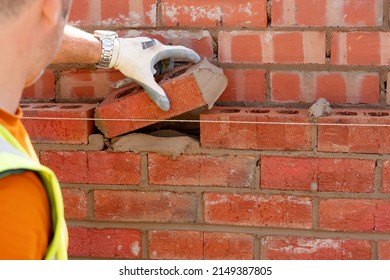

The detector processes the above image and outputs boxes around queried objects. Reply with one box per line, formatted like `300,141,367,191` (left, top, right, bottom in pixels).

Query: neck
0,24,30,115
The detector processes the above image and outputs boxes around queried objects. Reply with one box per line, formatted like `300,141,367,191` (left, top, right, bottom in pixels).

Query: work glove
109,37,201,111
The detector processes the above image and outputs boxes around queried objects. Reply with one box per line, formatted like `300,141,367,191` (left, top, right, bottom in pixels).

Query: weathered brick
318,109,390,154
378,240,390,260
40,151,141,185
219,69,266,103
204,193,312,229
381,160,390,193
261,156,375,192
62,188,88,220
261,236,372,260
319,199,390,232
21,103,96,144
94,190,197,222
148,154,257,188
119,29,214,60
22,70,55,101
68,227,142,259
95,59,227,138
200,107,312,151
58,69,125,101
149,230,254,260
219,31,325,64
161,0,267,28
68,0,157,27
271,71,380,104
331,32,390,65
272,0,383,27
149,231,203,260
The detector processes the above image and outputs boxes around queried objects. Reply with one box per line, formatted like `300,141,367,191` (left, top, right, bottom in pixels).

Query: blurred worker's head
0,0,72,86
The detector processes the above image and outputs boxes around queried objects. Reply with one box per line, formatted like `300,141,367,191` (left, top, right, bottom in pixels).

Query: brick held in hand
94,58,228,138
21,103,96,144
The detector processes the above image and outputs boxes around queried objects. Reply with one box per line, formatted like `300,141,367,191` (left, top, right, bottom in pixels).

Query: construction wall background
22,0,390,259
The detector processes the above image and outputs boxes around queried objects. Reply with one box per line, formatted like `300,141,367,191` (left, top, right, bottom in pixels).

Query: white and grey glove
109,37,201,111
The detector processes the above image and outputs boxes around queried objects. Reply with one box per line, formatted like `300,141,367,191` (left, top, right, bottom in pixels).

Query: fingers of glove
135,77,170,111
153,45,201,64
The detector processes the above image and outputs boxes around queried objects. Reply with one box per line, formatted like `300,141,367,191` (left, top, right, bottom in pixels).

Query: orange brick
271,71,380,104
149,231,254,260
22,70,55,101
331,32,386,65
62,188,88,220
148,154,257,188
219,69,266,102
40,151,141,185
119,29,214,60
58,69,125,101
68,0,157,27
378,240,390,259
204,193,312,229
200,107,312,151
21,103,96,144
261,156,375,193
94,190,197,222
68,227,142,259
219,31,325,64
161,0,267,28
318,109,390,154
381,160,390,193
319,199,390,232
261,236,371,260
95,59,227,138
272,0,382,27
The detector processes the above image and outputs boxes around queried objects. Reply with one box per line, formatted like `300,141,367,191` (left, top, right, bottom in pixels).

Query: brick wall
22,0,390,260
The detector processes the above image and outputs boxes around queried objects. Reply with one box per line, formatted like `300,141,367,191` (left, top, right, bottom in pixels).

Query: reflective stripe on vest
0,124,68,260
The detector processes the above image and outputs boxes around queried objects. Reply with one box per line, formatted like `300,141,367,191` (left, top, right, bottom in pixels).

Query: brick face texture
23,0,390,260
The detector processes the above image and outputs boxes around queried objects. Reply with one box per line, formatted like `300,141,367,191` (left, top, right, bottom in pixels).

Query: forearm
51,25,101,64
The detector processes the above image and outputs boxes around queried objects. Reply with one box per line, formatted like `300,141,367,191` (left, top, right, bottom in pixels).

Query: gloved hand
109,37,201,111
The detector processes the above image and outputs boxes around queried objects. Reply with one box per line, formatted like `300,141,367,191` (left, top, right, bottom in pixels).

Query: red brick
21,103,95,144
68,0,157,27
378,240,390,259
272,0,382,27
94,190,197,223
62,188,88,220
331,32,390,65
319,199,390,232
149,230,254,260
204,232,254,260
261,156,375,192
119,29,214,60
204,193,312,229
261,236,372,260
161,0,267,28
149,231,204,260
318,109,390,154
22,70,55,101
58,69,125,101
40,151,141,185
200,107,312,151
219,31,325,64
381,160,390,193
271,71,380,104
218,69,266,103
95,60,227,138
68,227,142,259
148,154,257,188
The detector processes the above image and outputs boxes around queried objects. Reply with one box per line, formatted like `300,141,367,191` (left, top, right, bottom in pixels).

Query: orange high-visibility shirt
0,108,51,259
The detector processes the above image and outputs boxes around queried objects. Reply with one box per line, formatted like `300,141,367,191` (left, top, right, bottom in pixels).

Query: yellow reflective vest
0,124,68,260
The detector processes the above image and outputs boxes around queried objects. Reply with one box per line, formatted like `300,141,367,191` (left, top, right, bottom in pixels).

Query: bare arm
51,25,101,64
